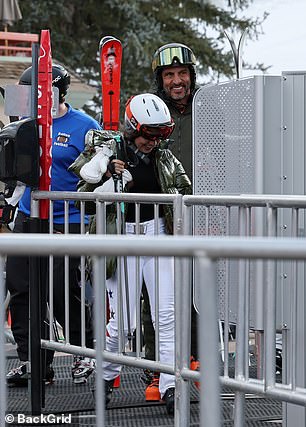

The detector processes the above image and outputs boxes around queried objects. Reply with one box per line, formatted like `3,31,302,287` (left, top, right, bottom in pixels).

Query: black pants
6,211,93,362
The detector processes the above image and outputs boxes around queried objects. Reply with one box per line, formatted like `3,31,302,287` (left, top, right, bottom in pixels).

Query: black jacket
155,88,199,181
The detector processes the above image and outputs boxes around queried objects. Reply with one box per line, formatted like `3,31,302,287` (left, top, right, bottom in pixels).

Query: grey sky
241,0,306,76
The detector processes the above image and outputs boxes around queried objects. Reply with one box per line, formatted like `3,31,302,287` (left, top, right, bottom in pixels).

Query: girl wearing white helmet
70,93,191,415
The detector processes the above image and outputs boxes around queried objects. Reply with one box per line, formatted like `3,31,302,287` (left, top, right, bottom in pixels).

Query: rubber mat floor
6,353,282,426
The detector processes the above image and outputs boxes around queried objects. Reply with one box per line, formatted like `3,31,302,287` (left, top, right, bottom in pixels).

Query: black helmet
19,64,71,101
152,43,197,92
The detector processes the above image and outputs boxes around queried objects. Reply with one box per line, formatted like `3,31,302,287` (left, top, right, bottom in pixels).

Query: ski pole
113,172,133,351
113,136,133,350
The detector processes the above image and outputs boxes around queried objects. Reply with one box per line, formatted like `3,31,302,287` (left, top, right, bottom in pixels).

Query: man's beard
167,84,190,101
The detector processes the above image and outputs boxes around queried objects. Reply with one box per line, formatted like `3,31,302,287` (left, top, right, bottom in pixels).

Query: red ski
38,29,53,219
99,36,122,130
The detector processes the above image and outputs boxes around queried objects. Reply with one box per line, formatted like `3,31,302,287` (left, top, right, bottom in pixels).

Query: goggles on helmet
152,45,196,72
140,122,175,141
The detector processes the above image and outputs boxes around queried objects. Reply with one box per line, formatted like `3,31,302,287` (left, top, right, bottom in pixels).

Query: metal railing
3,191,306,426
183,194,306,426
3,233,306,426
34,191,306,426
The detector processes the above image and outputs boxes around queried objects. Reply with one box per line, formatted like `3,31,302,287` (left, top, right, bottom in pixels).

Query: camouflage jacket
69,129,192,277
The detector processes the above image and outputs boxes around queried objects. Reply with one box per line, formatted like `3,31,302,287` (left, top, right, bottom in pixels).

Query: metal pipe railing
8,190,306,427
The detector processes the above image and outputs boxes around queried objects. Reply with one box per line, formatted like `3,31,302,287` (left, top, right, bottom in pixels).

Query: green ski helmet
152,43,197,91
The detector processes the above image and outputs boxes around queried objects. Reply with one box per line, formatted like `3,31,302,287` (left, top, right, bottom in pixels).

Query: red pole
37,30,52,219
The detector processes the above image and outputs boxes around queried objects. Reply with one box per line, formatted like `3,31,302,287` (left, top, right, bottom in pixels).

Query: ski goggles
152,45,196,71
140,122,175,141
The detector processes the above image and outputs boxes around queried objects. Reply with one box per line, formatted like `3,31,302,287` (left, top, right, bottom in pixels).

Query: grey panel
192,76,282,329
4,85,59,117
281,71,306,427
192,71,306,426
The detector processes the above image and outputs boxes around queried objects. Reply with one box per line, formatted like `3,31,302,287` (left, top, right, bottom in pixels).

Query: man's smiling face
161,65,191,104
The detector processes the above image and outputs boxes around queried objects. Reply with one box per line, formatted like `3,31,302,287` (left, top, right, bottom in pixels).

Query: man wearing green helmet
151,42,198,179
141,43,200,402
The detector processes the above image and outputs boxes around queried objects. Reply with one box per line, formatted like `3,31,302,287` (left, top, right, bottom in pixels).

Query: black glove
0,202,17,225
3,181,17,198
107,158,117,176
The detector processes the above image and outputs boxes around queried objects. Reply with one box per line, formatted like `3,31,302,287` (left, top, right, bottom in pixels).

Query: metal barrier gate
193,72,306,427
3,232,306,426
3,191,306,426
184,193,306,427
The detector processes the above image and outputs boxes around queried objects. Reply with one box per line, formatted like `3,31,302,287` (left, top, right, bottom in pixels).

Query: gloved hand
0,181,25,231
0,203,17,231
93,169,133,204
80,145,114,184
0,202,17,230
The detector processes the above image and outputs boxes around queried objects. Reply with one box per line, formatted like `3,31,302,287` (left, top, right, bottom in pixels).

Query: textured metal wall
192,76,282,328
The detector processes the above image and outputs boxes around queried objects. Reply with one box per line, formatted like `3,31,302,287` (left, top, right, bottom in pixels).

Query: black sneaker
105,379,115,407
7,362,55,386
91,379,115,408
163,387,175,415
6,362,28,386
45,365,55,385
71,356,95,384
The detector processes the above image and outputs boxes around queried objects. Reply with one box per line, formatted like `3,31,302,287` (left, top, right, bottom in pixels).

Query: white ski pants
104,218,175,397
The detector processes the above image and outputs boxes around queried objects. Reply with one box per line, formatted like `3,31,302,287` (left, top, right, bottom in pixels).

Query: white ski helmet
124,93,174,141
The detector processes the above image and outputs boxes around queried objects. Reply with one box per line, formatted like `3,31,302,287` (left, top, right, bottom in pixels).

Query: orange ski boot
145,372,161,401
190,356,200,390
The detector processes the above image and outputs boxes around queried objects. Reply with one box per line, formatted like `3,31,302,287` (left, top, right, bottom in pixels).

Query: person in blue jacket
5,64,100,386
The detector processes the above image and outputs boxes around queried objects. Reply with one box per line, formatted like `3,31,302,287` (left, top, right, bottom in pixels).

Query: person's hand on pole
106,159,125,178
